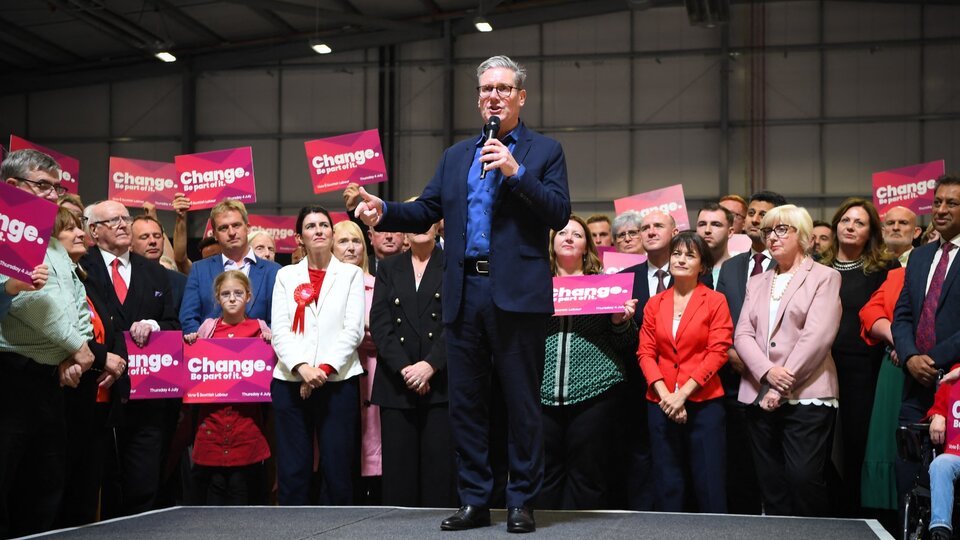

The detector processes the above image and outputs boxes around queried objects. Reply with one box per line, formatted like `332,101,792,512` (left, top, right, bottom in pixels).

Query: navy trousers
445,274,548,509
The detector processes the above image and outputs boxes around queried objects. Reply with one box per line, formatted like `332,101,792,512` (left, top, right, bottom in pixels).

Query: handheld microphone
479,115,501,180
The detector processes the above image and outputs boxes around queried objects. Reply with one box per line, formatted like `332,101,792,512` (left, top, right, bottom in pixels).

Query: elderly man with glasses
79,200,180,518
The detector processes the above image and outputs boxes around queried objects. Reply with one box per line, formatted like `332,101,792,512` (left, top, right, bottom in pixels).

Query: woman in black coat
370,222,456,507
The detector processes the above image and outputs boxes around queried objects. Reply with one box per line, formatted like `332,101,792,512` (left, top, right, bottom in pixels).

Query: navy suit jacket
622,262,672,328
378,123,570,323
893,240,960,411
179,255,281,333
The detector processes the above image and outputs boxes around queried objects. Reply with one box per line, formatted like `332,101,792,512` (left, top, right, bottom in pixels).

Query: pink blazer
735,257,842,404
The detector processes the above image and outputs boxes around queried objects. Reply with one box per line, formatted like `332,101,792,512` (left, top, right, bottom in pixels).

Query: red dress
191,319,271,467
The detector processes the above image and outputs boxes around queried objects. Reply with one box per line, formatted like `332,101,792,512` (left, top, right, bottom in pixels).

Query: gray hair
612,210,643,236
477,55,526,88
84,201,104,227
1,149,61,181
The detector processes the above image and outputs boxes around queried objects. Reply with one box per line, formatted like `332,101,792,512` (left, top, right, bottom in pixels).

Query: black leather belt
464,257,490,275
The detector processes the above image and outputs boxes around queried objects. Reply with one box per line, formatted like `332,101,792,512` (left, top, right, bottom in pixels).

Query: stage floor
26,506,893,539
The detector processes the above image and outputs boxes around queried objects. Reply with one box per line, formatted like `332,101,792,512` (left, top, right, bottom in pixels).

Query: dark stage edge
24,506,893,539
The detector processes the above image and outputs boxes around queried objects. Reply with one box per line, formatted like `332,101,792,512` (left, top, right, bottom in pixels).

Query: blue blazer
893,240,960,410
179,255,281,333
378,123,570,323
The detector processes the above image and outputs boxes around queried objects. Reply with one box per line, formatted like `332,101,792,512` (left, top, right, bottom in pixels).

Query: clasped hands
402,361,435,397
760,366,796,411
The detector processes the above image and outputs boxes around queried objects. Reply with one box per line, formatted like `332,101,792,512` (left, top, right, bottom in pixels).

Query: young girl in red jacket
183,270,272,505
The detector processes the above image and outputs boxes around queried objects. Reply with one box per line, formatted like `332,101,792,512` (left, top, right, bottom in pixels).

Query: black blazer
370,246,447,409
75,277,126,426
79,249,180,334
165,268,187,317
622,261,672,328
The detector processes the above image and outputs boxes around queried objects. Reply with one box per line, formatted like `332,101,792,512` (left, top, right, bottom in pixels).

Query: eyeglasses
92,215,133,228
616,229,641,242
218,291,248,300
761,224,796,238
477,84,517,98
11,176,68,197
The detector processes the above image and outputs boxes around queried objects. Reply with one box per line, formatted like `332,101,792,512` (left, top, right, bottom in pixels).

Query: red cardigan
637,283,733,403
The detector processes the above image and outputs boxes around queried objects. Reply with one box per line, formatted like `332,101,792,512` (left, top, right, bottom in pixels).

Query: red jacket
637,283,732,403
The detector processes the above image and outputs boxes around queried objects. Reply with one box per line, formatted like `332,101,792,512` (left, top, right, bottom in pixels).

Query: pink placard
602,251,647,275
305,129,387,194
182,338,275,403
873,160,945,217
614,184,689,230
553,273,634,316
728,233,753,256
947,382,960,455
0,181,58,282
108,157,178,211
9,135,80,194
125,331,185,399
175,147,257,210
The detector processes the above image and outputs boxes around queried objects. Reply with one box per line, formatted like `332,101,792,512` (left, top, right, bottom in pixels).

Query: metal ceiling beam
141,0,226,43
220,0,434,36
246,6,299,34
66,0,170,47
0,40,46,69
0,14,84,63
47,0,149,50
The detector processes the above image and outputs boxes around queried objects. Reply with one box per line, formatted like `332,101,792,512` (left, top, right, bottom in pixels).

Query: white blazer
271,256,365,382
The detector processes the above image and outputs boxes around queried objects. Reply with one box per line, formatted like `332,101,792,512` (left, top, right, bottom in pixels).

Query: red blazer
637,283,733,403
859,267,905,346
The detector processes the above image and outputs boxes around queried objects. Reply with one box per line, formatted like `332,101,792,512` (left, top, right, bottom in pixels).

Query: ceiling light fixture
310,40,332,54
155,51,177,62
474,16,493,32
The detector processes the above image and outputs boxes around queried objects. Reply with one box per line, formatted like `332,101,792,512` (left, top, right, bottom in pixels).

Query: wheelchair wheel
903,491,927,540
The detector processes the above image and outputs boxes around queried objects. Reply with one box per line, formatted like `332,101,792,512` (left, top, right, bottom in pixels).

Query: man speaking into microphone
355,55,570,533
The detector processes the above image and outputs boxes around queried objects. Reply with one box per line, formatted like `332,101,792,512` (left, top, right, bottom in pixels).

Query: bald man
882,206,921,266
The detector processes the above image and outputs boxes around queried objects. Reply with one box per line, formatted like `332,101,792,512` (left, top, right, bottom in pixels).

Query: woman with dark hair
52,206,127,526
819,197,898,517
539,215,637,510
270,205,365,505
637,231,732,513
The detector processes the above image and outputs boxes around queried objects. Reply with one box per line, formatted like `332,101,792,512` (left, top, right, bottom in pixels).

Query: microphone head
487,115,501,138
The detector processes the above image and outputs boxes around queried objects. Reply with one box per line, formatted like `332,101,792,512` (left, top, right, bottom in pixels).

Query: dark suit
165,268,187,317
893,239,960,513
714,249,774,515
369,247,455,507
79,249,179,517
378,122,570,509
611,261,671,511
178,254,280,334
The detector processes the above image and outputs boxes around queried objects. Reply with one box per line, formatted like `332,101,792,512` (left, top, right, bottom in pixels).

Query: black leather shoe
507,507,535,533
440,505,491,531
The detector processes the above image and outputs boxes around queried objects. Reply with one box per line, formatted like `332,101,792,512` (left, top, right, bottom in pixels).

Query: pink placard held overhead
614,184,690,231
9,135,80,194
872,160,945,217
0,181,59,282
305,129,388,194
553,273,634,316
108,157,178,211
125,331,185,399
602,251,647,275
175,147,257,210
182,339,276,404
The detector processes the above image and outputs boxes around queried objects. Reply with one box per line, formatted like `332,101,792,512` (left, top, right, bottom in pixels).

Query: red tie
750,253,766,277
916,242,955,353
112,258,128,304
655,269,667,294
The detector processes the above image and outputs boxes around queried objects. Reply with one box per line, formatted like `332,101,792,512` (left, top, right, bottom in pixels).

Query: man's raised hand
354,187,384,226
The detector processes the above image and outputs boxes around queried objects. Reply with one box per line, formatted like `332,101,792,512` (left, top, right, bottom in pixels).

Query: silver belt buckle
475,259,490,274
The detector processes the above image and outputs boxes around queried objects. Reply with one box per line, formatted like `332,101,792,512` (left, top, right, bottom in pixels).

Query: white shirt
222,247,258,276
99,247,131,288
646,261,670,298
925,233,960,294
